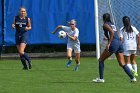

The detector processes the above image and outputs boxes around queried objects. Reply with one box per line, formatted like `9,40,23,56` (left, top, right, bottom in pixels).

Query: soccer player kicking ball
52,19,81,71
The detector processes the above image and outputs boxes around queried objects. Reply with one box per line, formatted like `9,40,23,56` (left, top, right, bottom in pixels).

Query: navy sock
23,53,31,64
99,60,104,79
123,65,134,79
20,55,27,68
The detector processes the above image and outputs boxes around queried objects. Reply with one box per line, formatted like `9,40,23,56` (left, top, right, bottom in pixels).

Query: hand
106,43,110,51
25,27,28,31
65,32,68,35
12,24,15,29
52,31,55,34
66,32,71,37
138,45,140,50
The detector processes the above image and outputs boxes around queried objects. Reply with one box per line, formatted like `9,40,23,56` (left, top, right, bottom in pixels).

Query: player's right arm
52,25,62,34
12,17,16,29
119,27,124,43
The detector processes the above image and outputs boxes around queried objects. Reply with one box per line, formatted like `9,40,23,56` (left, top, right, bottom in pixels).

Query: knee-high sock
20,55,27,68
123,65,134,79
99,60,104,79
68,57,72,62
132,64,137,73
127,64,133,71
23,53,31,64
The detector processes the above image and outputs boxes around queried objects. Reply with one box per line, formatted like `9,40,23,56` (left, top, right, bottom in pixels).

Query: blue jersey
15,16,28,36
15,16,29,45
103,22,119,41
103,22,123,53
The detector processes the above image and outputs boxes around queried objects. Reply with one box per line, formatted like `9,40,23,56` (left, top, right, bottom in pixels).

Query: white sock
77,62,80,65
132,64,137,73
127,64,133,70
68,57,72,62
69,57,72,61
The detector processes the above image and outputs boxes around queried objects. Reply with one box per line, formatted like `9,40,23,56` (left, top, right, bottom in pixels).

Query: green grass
0,57,140,93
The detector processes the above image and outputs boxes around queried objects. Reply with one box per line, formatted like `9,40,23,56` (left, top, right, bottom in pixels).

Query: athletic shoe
66,61,72,68
131,69,138,77
74,65,79,71
23,67,28,70
28,62,32,69
92,78,105,83
131,77,137,82
29,64,32,69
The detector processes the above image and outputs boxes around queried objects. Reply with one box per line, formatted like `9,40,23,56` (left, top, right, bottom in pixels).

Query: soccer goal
95,0,140,59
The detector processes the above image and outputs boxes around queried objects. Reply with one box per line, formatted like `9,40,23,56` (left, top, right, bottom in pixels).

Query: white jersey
62,26,80,44
120,26,139,50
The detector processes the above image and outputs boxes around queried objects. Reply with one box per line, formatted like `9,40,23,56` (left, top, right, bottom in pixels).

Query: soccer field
0,57,139,93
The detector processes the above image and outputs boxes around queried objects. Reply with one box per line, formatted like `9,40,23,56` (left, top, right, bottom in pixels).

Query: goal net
97,0,140,59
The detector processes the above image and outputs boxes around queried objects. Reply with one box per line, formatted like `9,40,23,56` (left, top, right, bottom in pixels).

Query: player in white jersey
120,16,140,76
52,19,81,71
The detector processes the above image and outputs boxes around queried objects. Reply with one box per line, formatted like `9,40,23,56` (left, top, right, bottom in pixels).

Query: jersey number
19,24,22,27
127,33,134,40
111,25,117,31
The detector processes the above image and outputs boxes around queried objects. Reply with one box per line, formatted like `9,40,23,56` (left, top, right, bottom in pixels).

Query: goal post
95,0,140,59
94,0,100,59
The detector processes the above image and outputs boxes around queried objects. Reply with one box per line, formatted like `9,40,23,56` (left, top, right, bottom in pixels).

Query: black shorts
15,35,27,45
109,39,124,54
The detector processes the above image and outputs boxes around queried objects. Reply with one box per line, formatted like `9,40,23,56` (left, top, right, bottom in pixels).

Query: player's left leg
17,44,28,70
74,53,80,71
19,43,32,69
73,43,81,71
116,52,136,82
22,36,32,69
130,53,138,76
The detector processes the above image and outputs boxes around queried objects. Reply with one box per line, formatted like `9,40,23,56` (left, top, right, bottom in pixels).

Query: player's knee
118,62,124,67
131,61,136,64
19,51,24,55
67,55,72,59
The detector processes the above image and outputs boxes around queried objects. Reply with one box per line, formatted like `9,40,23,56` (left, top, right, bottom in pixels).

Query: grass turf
0,57,139,93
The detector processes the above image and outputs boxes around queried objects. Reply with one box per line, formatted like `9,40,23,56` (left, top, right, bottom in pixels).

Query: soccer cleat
131,77,137,82
92,78,105,83
28,62,32,69
74,65,79,71
23,67,28,70
131,69,138,77
29,64,32,69
66,61,72,68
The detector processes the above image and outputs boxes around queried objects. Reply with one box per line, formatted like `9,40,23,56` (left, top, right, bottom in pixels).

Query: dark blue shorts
15,35,27,45
109,39,124,54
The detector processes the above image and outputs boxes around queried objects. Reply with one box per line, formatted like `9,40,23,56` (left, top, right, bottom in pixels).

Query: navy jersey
103,22,123,53
103,22,119,41
15,16,28,36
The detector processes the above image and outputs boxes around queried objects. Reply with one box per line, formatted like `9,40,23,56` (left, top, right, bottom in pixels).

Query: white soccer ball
58,30,66,39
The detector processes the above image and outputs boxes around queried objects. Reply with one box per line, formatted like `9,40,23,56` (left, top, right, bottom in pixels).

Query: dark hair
122,16,133,33
103,13,111,22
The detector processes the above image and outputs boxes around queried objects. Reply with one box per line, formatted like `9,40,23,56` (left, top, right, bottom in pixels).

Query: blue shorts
109,39,124,54
15,35,27,45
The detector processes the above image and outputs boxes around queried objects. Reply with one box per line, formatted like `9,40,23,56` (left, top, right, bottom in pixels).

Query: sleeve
74,28,79,37
61,26,70,32
119,27,123,38
132,26,139,35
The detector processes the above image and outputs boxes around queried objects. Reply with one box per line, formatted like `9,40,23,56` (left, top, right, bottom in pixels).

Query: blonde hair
68,19,76,25
19,7,27,17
